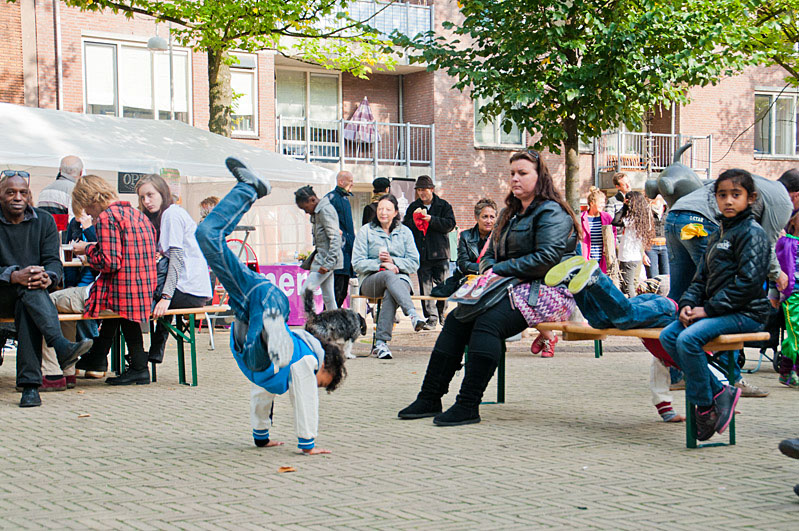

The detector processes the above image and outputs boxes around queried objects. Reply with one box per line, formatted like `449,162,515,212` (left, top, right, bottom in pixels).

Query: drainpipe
53,0,64,110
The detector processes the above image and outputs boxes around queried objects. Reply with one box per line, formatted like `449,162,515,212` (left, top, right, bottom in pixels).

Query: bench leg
151,362,157,383
594,339,603,358
177,332,186,386
189,313,198,387
205,312,215,351
497,341,505,404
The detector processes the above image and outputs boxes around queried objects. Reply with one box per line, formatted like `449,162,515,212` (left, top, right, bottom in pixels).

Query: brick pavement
1,323,798,529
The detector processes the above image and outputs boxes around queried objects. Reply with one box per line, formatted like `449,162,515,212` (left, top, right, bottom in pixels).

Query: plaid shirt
84,202,157,322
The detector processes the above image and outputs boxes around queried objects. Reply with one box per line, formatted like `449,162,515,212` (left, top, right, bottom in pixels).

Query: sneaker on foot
412,316,427,332
371,342,392,359
778,371,799,388
261,308,294,370
695,406,718,441
713,384,742,434
423,317,437,331
568,260,600,294
735,378,769,398
779,438,799,460
226,157,272,198
530,333,545,355
544,255,587,287
539,335,559,358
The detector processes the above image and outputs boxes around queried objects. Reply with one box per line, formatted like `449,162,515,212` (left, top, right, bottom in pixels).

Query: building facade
1,0,797,262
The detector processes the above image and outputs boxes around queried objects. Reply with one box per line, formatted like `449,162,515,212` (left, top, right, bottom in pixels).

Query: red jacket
84,202,157,322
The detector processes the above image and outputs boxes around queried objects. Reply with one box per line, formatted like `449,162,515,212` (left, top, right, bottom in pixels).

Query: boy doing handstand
195,158,346,454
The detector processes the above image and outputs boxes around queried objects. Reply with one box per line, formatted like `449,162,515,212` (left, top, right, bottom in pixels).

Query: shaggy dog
304,308,367,360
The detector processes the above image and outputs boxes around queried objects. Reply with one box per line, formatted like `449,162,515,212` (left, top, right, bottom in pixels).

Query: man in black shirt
0,172,92,407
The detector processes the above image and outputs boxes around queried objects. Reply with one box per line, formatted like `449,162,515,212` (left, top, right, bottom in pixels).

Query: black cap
372,177,391,192
414,175,435,189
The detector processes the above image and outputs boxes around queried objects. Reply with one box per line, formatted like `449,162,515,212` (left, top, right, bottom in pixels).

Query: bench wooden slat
537,321,769,351
0,305,230,323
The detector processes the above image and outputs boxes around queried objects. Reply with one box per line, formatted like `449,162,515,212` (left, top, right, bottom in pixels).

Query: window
474,97,523,147
276,69,341,160
754,92,799,156
231,53,257,135
83,40,191,123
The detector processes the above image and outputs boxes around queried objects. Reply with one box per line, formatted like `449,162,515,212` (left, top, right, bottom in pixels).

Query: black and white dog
304,308,367,360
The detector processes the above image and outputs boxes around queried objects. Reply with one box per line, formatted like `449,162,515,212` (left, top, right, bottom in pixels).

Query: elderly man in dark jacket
324,171,355,307
0,172,92,407
402,175,456,328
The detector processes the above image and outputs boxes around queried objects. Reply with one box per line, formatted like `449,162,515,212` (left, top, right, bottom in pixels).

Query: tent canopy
0,103,333,186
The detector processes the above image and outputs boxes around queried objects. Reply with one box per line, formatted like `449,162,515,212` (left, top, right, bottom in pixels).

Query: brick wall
342,73,399,123
0,2,24,104
679,64,799,179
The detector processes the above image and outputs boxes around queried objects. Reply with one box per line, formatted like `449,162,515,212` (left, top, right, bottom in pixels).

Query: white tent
0,103,333,264
0,102,333,186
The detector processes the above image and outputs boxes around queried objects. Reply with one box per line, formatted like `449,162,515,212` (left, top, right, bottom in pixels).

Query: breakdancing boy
195,157,346,454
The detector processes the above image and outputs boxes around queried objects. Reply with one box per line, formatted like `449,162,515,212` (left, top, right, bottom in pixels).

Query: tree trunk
208,50,232,137
563,118,581,212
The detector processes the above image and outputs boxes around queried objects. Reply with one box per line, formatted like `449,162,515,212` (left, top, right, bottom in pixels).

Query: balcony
277,116,435,180
347,0,433,37
596,132,713,186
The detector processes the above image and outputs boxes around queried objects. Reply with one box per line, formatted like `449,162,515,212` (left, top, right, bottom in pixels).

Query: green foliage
393,0,762,203
748,2,799,85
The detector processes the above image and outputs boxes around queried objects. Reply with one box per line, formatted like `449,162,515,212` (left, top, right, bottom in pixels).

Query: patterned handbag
449,272,520,322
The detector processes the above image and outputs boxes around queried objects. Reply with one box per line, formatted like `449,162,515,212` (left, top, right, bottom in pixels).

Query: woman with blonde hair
71,175,158,384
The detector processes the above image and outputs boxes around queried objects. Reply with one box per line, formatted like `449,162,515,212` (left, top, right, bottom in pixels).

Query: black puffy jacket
680,208,771,323
457,224,487,275
480,199,578,303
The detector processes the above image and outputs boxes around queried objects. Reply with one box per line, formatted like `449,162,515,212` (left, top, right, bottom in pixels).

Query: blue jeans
644,245,669,277
664,210,718,301
576,270,677,329
196,182,290,371
660,314,763,406
663,210,743,382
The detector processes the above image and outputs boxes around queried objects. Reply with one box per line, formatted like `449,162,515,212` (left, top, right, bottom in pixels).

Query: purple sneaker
713,384,741,435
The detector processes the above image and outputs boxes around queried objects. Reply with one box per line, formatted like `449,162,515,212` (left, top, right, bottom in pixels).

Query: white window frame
81,36,193,125
754,90,799,159
230,52,259,138
473,98,524,149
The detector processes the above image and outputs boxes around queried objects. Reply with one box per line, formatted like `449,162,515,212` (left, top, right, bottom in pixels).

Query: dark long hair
493,150,581,242
623,191,655,250
135,174,174,237
370,193,401,232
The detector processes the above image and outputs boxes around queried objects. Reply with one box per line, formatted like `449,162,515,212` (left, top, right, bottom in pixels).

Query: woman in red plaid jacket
71,175,158,385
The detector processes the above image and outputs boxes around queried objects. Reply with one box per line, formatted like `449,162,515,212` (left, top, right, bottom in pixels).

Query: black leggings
435,295,528,364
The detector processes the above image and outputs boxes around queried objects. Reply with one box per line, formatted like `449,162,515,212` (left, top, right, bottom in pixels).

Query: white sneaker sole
262,309,293,371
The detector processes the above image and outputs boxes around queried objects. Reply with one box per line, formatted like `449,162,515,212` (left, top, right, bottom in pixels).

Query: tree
394,0,761,209
32,0,396,136
750,2,799,85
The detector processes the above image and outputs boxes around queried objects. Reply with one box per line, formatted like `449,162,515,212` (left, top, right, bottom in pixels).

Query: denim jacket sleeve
392,226,420,275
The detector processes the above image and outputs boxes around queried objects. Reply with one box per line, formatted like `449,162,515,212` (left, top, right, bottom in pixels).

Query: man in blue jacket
325,171,355,308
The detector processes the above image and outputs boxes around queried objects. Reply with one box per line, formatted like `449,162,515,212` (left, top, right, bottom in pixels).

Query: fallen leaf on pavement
76,391,85,394
278,466,296,473
77,413,91,418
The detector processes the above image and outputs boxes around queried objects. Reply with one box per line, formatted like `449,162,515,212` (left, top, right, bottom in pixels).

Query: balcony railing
596,132,713,178
277,116,435,178
319,1,433,37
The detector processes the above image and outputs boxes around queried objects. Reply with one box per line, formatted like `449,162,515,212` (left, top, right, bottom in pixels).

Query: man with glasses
37,155,83,217
0,172,92,407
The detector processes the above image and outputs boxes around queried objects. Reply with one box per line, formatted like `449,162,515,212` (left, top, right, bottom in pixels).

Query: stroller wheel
773,350,784,374
737,350,747,369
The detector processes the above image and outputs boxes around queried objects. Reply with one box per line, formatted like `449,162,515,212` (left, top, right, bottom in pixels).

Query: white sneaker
371,342,393,360
261,308,294,370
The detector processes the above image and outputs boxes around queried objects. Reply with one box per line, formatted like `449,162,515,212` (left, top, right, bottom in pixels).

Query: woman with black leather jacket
398,150,581,426
456,198,496,276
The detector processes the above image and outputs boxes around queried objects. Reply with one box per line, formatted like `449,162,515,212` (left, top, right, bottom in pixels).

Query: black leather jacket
481,199,578,281
680,208,771,323
402,194,457,262
457,224,487,275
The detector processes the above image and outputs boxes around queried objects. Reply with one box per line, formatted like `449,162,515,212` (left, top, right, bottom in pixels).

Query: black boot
433,354,497,426
19,386,41,408
106,367,150,386
398,348,463,419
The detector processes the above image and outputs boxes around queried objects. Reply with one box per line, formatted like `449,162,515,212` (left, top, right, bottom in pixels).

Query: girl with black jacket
660,169,770,443
398,150,580,427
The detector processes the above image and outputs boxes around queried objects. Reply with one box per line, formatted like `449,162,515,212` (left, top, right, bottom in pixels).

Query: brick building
1,0,798,261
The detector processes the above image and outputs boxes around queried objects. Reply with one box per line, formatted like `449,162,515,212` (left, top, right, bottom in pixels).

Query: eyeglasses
1,170,30,181
525,148,540,161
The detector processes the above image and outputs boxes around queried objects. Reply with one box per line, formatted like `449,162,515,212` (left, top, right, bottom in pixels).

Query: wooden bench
1,305,229,387
537,321,770,448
